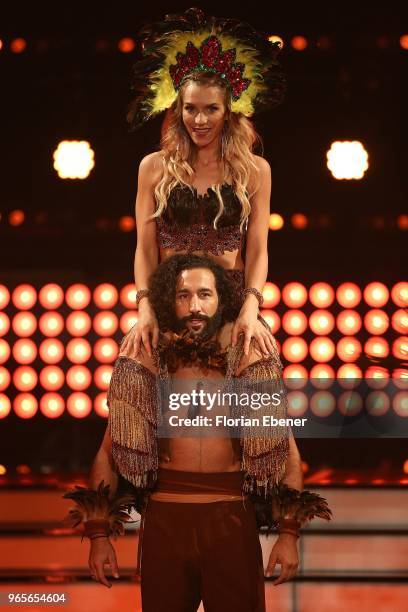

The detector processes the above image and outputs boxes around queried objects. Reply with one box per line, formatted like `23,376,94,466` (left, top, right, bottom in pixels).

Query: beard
171,307,223,342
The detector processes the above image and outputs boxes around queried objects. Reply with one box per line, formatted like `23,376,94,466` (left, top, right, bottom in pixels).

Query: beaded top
155,183,246,255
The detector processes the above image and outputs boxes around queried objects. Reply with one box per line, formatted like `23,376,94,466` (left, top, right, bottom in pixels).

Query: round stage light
118,37,135,53
336,283,362,308
291,213,308,229
94,392,109,418
309,283,334,308
393,368,408,390
53,140,95,179
283,364,308,390
326,140,369,180
13,366,37,392
93,311,119,336
12,312,37,337
66,339,92,364
66,284,91,309
0,285,10,309
0,393,11,418
392,392,408,417
9,209,25,226
67,392,92,418
366,391,390,417
259,310,280,334
268,35,284,48
392,310,408,334
262,282,281,308
12,339,37,364
309,310,335,335
66,365,92,390
66,311,92,336
0,313,10,337
40,393,65,418
310,364,335,389
364,337,389,359
39,284,64,309
93,338,118,363
365,366,389,389
336,337,362,363
14,393,38,418
363,282,389,307
399,34,408,49
39,312,64,337
287,391,308,416
282,310,307,335
0,339,11,364
39,366,64,391
269,213,284,230
338,391,363,416
337,364,363,389
364,309,389,335
120,284,137,308
93,284,119,309
310,391,335,417
336,310,362,335
10,38,27,53
12,285,37,310
94,365,113,390
39,339,64,364
391,282,408,307
118,216,135,232
282,337,308,363
282,283,307,308
309,337,335,363
291,35,308,50
0,367,11,391
120,311,138,335
392,337,408,360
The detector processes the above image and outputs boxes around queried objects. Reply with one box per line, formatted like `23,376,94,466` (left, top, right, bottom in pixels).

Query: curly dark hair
148,254,241,331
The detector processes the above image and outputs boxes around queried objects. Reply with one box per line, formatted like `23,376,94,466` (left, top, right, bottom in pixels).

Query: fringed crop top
155,183,246,255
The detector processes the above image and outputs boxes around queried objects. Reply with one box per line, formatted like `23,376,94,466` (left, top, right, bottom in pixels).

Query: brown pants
140,493,266,611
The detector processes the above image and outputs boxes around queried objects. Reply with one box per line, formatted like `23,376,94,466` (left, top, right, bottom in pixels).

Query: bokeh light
0,285,10,309
327,140,369,180
39,393,65,418
0,367,11,391
309,337,335,363
93,338,118,363
39,284,64,309
0,393,11,418
364,282,389,307
310,391,336,417
262,282,281,308
0,340,11,364
93,311,119,336
336,310,362,335
282,310,307,335
287,391,308,416
66,311,92,336
14,393,38,418
364,336,389,359
336,337,362,363
66,365,92,390
120,311,139,334
94,392,109,418
66,393,92,418
392,337,408,360
66,339,92,364
53,140,95,179
392,309,408,334
282,337,308,363
39,312,64,337
282,283,307,308
309,283,334,308
12,312,37,337
0,313,10,337
94,365,113,390
66,284,91,309
13,366,38,392
391,282,408,307
309,310,335,335
336,283,362,308
269,213,284,230
93,284,118,309
39,339,64,364
12,285,37,310
120,284,137,309
259,310,280,334
39,366,64,391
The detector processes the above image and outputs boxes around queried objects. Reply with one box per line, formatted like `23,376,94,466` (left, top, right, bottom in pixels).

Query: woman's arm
120,152,163,357
232,156,274,355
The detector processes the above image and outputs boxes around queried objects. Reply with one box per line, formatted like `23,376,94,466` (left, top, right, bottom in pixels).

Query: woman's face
181,82,227,149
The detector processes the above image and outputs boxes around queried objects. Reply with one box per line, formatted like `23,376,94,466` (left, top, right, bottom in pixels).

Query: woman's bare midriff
159,246,244,270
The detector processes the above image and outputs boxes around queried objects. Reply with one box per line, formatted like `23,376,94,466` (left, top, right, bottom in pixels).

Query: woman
120,8,286,360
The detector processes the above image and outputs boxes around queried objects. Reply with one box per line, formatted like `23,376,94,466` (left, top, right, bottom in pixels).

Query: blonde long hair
152,72,262,231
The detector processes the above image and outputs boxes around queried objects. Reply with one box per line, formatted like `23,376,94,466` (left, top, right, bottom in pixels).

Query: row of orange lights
3,209,136,232
4,210,408,232
0,309,406,339
1,362,406,393
3,35,408,54
268,213,408,231
0,282,407,310
0,388,406,420
1,335,405,368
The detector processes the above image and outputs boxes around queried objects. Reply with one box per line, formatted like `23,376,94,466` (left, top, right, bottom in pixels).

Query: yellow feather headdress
127,7,286,129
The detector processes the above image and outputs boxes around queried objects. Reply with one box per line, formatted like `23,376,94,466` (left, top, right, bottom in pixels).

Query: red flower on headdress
169,35,251,100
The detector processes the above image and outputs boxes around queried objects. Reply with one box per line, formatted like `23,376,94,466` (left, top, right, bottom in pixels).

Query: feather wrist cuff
272,483,333,529
62,480,137,540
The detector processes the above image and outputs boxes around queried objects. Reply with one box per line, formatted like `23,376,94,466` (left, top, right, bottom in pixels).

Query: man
87,254,303,611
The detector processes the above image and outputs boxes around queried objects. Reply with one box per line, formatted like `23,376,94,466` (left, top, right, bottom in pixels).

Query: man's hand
265,534,299,585
89,537,120,588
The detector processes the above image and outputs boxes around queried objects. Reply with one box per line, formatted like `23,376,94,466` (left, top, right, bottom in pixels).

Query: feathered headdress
127,7,286,129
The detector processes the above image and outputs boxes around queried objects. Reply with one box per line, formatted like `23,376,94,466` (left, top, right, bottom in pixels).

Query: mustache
182,314,209,322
